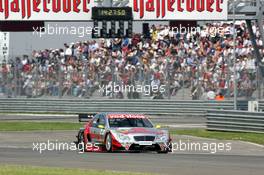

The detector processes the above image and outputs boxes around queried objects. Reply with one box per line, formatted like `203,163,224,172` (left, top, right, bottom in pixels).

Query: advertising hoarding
0,0,228,21
0,0,94,21
131,0,228,20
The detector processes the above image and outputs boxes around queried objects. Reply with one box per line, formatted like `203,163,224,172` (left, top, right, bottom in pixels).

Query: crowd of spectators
1,21,263,99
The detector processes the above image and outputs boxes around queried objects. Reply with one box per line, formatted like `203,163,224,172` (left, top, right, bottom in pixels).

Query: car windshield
108,118,153,128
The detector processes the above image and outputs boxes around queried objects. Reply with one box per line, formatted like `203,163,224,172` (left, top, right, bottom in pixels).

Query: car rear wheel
105,133,113,152
77,130,84,143
77,131,84,151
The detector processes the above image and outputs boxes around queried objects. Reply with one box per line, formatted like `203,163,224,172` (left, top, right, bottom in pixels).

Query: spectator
0,21,262,100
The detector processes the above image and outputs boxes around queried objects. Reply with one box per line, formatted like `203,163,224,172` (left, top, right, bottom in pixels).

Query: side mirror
155,125,161,129
98,125,105,129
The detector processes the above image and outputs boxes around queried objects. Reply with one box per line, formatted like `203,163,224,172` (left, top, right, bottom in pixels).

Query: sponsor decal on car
108,114,146,119
118,128,163,135
138,141,153,146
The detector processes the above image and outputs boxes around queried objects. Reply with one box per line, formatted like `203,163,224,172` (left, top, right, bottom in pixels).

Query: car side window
98,115,106,127
92,115,99,128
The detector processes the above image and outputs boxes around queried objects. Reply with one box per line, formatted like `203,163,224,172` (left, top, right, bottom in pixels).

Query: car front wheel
157,150,169,154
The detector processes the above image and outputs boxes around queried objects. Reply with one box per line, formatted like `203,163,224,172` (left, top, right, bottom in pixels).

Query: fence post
58,58,63,98
14,63,17,98
166,63,171,100
111,58,115,99
182,70,185,100
84,58,89,98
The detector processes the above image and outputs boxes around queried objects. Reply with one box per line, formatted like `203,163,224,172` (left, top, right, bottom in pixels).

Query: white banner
0,32,9,63
0,0,227,21
131,0,228,20
0,0,95,21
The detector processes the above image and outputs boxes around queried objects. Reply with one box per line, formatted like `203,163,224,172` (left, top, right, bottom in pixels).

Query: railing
0,99,251,115
206,110,264,133
1,99,264,126
0,62,264,100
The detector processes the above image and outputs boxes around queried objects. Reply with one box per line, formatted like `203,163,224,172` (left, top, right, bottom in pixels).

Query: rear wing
78,113,97,122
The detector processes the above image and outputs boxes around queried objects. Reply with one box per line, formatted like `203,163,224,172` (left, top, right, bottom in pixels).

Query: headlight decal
156,134,168,142
117,133,131,142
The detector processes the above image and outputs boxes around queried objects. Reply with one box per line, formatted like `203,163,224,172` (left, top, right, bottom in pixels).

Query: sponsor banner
0,0,95,21
0,32,9,63
0,0,227,21
131,0,228,20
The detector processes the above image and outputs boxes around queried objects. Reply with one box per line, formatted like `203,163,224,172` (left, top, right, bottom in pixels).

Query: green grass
170,129,264,145
0,112,76,115
0,122,263,145
0,165,150,175
0,122,83,131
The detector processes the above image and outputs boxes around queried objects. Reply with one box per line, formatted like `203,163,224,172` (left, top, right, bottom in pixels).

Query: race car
76,113,172,153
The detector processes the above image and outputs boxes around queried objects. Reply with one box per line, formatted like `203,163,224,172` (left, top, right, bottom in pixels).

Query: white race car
76,113,172,153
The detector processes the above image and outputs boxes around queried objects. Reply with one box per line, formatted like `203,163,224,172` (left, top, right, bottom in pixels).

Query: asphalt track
0,131,264,175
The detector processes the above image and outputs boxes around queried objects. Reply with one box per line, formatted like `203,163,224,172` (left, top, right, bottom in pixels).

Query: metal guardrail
0,99,252,115
260,101,264,112
206,110,264,133
0,99,263,126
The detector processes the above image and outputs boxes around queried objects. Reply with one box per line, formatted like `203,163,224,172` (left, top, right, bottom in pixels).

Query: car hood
111,127,165,135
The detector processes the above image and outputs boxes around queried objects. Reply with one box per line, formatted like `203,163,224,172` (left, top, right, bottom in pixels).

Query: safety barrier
0,98,251,115
206,110,264,133
0,99,264,126
259,101,264,111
